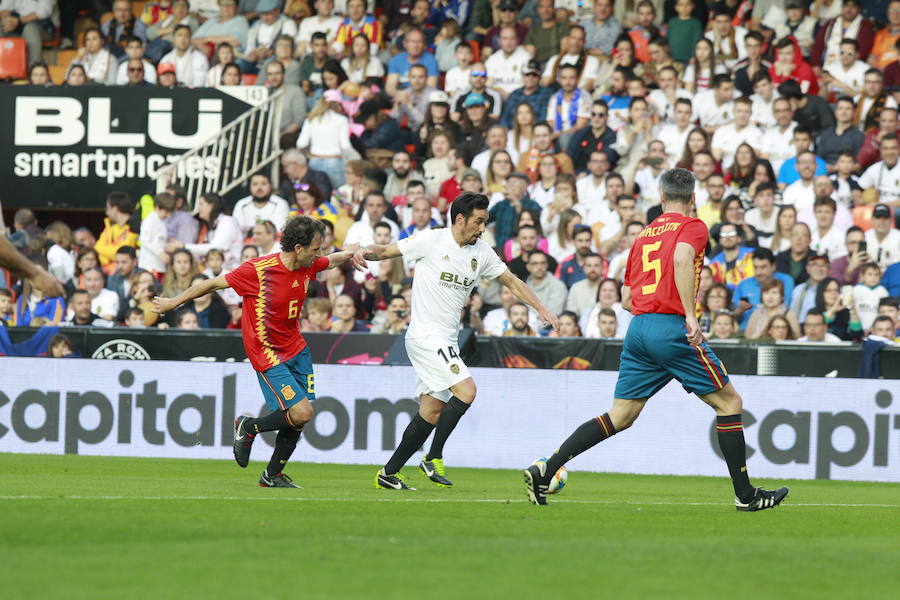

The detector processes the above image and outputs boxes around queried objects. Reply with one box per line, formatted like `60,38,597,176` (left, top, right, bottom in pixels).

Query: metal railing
155,87,284,206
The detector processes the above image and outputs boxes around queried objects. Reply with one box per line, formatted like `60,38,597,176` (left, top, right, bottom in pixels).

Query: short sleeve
225,260,259,298
311,255,330,275
478,244,507,281
679,219,709,255
398,229,438,261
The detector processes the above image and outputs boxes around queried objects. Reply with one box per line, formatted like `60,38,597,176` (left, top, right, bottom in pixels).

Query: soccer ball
532,458,568,494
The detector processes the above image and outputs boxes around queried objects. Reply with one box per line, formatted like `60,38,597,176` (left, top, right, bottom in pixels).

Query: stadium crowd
2,0,900,348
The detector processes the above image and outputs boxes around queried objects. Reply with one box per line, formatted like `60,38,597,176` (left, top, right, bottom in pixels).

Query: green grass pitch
1,454,898,600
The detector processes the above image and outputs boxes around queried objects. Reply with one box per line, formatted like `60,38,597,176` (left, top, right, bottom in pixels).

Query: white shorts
405,336,471,402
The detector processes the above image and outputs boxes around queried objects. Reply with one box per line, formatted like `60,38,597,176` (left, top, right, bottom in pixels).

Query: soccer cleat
419,456,453,487
524,461,550,506
735,486,790,512
374,468,416,490
232,416,256,468
259,471,301,488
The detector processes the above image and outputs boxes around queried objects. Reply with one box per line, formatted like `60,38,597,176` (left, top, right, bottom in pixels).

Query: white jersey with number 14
398,228,506,341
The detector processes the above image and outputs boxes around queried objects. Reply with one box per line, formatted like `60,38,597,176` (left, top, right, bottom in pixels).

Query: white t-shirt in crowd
485,46,531,95
858,160,900,205
759,122,797,173
398,228,507,340
693,91,734,130
711,123,763,170
657,123,691,164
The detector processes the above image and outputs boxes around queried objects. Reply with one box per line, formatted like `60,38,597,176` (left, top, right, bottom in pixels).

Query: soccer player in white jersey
354,192,560,489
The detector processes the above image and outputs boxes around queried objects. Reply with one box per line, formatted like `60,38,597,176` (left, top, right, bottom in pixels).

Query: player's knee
452,380,476,404
289,401,313,425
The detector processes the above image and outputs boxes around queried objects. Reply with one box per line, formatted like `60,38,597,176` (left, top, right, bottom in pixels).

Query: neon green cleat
375,468,415,490
419,456,453,487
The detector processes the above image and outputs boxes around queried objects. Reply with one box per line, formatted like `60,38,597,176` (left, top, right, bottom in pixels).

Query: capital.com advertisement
0,358,896,482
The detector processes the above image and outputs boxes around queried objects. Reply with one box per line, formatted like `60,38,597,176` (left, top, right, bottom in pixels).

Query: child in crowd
203,248,241,306
852,263,889,330
434,19,462,73
667,0,703,64
138,192,175,276
444,41,473,100
304,297,333,332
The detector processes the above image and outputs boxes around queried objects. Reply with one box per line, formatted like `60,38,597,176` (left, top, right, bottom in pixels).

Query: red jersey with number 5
624,213,708,317
225,254,329,372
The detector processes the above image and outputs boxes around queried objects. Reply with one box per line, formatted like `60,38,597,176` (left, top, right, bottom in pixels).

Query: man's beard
394,168,409,178
252,193,270,202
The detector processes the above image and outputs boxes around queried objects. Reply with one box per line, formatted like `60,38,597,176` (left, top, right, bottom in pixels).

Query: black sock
427,396,470,460
266,427,302,476
384,414,435,475
716,414,755,502
245,410,291,435
545,414,616,474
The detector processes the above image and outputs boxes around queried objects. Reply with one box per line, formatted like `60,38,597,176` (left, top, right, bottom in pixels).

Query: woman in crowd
709,311,742,340
815,277,863,340
676,127,711,169
547,209,583,263
745,279,801,340
205,42,236,87
44,221,75,285
509,103,536,158
185,274,230,328
418,91,460,156
550,311,583,338
218,62,242,86
504,209,548,261
162,248,199,299
699,282,732,335
129,270,162,327
240,244,260,262
725,143,758,196
342,33,384,84
12,272,66,326
712,196,759,249
72,27,113,84
746,159,778,201
68,247,101,295
595,36,644,96
28,61,53,86
322,60,349,94
298,90,353,190
761,314,798,342
581,278,632,338
261,34,302,87
423,131,454,199
528,154,560,209
63,64,88,87
485,149,513,196
769,205,797,253
613,96,654,174
684,38,724,94
289,182,339,226
166,193,243,269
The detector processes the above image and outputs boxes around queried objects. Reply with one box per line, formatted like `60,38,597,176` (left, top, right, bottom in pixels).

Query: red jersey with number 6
225,254,329,372
624,213,708,317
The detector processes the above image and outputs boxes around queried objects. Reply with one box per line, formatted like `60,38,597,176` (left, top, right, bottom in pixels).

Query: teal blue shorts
256,347,315,411
614,313,729,399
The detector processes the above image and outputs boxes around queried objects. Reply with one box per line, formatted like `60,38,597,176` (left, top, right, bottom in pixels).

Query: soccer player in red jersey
525,168,790,511
153,217,365,487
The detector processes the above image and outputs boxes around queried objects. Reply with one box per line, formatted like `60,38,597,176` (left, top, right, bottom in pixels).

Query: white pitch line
0,495,896,508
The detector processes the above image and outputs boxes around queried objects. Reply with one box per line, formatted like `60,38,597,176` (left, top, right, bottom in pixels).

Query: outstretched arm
153,275,230,315
0,236,65,297
353,242,403,263
327,246,366,272
497,269,560,332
